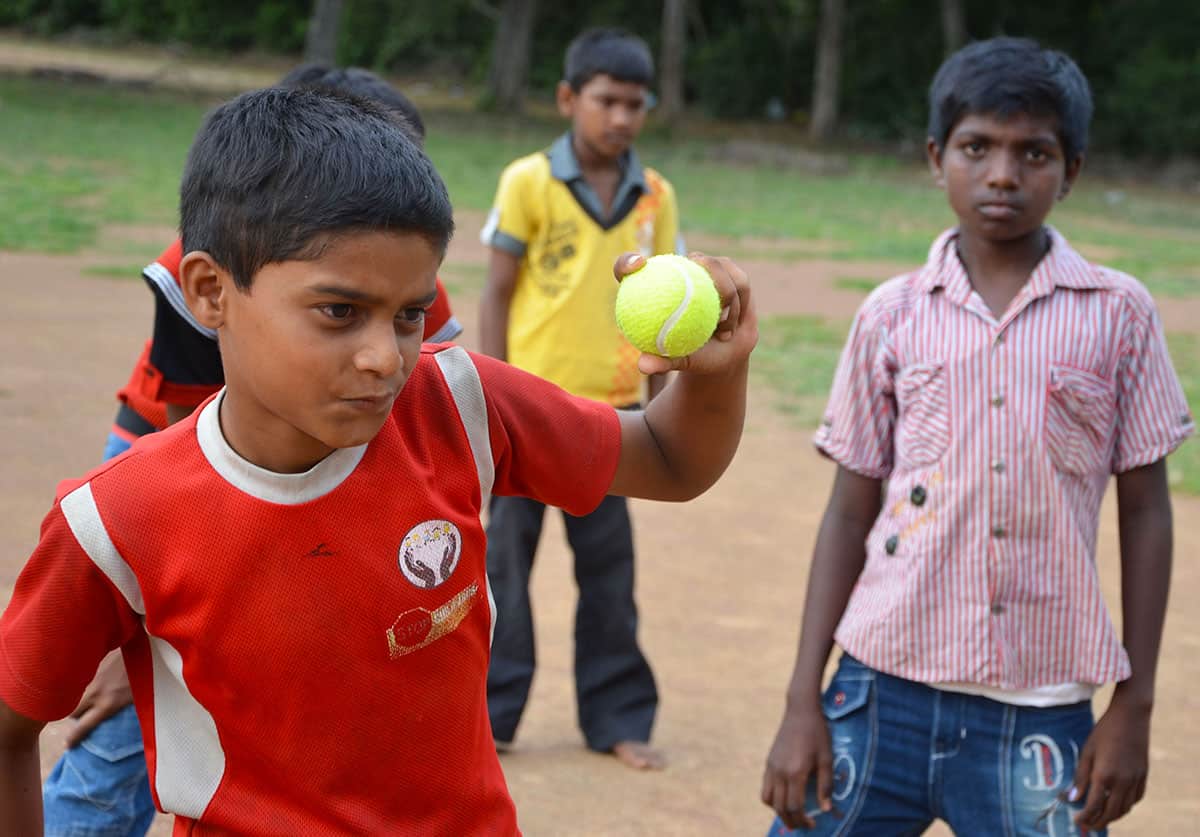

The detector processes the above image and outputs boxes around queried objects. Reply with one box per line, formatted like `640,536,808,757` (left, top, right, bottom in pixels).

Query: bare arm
166,403,194,425
762,465,882,828
1073,459,1172,831
479,248,521,362
0,697,45,833
645,372,668,403
608,254,757,502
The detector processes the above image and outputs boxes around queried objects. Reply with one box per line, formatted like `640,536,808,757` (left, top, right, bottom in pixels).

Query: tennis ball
615,255,721,358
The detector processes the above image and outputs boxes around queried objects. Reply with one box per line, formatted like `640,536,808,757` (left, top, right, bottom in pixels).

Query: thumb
1069,744,1094,805
65,705,107,748
613,252,646,283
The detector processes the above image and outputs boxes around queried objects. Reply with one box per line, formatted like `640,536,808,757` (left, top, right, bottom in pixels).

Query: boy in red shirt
0,87,756,833
761,38,1191,835
41,65,463,837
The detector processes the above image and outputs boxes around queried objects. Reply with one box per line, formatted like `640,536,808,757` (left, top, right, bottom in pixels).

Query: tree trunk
303,0,343,66
486,0,538,113
809,0,843,142
659,0,687,125
940,0,967,54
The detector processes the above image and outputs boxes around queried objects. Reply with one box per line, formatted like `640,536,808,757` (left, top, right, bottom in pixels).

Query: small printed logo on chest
399,520,462,589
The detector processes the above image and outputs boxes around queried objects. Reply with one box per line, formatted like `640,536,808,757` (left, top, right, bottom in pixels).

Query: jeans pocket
78,705,146,763
895,362,950,469
1044,365,1115,476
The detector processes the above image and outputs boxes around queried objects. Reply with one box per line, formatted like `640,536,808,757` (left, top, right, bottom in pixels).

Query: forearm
631,359,748,501
0,701,45,833
478,289,509,360
1114,476,1173,709
782,469,880,708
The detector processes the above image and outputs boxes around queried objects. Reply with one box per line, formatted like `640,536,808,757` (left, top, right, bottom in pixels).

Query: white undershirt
933,680,1095,707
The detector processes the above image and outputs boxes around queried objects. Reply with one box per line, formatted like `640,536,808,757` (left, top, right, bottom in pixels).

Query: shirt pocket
894,361,950,469
1044,364,1117,476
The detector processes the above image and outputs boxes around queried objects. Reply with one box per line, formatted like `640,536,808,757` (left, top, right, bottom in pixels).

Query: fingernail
1067,786,1079,802
720,307,730,322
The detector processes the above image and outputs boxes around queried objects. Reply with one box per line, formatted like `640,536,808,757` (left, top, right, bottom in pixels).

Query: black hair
278,63,426,142
564,27,654,91
180,87,454,290
928,37,1093,162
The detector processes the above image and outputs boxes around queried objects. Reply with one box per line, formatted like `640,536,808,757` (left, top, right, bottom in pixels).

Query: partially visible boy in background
480,27,683,770
41,65,462,837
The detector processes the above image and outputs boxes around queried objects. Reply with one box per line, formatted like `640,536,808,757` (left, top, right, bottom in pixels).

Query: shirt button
992,460,1005,474
884,535,899,555
910,485,927,506
995,332,1005,345
991,395,1005,408
990,603,1005,615
991,525,1006,538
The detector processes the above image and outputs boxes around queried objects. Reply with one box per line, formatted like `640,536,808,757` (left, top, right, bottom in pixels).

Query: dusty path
2,224,1198,835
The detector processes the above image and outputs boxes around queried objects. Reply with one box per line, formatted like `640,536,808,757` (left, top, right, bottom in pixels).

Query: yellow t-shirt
481,133,682,406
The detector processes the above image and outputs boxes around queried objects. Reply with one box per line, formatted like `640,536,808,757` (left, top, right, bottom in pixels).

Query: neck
571,133,621,173
956,226,1050,290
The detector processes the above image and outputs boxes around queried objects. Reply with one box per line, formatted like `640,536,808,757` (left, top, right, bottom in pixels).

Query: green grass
834,276,883,293
1167,333,1200,494
750,314,848,426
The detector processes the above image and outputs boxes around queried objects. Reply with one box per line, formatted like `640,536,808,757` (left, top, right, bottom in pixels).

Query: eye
319,303,355,321
396,307,427,327
1026,147,1049,162
962,141,985,157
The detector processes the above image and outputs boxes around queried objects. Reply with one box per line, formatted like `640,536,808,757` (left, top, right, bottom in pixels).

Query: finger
637,353,676,376
816,757,835,813
773,777,799,830
64,705,108,748
1095,783,1125,829
612,252,646,283
68,692,96,721
689,253,743,340
786,770,817,830
1075,784,1110,831
1114,779,1140,824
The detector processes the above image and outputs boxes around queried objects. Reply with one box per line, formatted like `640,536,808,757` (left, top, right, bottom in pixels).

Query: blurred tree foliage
1,0,1196,157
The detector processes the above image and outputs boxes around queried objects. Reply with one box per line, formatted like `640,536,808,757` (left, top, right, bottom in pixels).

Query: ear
555,81,575,119
1059,154,1084,200
179,251,234,331
925,137,946,188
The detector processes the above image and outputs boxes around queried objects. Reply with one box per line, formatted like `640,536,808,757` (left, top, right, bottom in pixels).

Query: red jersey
2,345,619,834
115,239,462,436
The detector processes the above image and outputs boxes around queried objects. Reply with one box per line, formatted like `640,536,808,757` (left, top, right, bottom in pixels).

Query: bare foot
611,740,666,770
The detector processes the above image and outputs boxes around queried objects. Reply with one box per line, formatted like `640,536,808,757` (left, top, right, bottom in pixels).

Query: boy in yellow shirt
479,27,681,769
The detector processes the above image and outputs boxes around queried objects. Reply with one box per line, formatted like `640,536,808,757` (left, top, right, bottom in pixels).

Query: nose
353,321,402,379
610,104,636,130
986,150,1020,190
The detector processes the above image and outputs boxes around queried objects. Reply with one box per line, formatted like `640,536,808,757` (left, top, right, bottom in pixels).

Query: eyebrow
308,285,439,307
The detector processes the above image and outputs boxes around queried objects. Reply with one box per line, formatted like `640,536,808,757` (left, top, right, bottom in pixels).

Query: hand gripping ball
615,254,721,358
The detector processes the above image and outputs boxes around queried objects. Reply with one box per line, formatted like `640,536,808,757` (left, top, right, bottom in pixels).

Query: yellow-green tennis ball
615,255,721,358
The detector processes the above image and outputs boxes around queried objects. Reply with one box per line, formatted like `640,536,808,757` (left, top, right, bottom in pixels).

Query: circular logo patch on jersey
399,520,462,589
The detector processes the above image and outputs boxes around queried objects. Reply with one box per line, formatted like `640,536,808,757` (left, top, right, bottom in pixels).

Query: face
557,74,649,161
927,111,1082,246
182,231,440,473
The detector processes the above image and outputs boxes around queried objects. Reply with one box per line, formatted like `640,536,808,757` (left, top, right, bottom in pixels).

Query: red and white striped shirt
817,227,1193,690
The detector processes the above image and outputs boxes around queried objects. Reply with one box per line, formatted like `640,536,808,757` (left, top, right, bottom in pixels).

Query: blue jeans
768,654,1105,836
43,430,156,836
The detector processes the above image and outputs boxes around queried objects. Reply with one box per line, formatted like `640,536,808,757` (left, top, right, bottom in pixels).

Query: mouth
977,201,1021,220
341,393,395,412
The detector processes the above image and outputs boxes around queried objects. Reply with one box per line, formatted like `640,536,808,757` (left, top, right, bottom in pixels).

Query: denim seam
926,690,942,819
1000,704,1017,837
829,672,878,836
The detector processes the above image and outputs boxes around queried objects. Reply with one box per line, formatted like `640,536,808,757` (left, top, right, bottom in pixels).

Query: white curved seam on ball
656,263,694,355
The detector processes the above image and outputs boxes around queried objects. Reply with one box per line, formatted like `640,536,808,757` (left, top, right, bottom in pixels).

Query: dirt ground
2,215,1198,836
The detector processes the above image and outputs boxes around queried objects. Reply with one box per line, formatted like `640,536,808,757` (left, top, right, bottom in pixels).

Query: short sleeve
423,276,462,343
813,297,897,479
652,177,684,256
480,162,536,257
0,499,140,722
474,353,620,515
1112,292,1194,472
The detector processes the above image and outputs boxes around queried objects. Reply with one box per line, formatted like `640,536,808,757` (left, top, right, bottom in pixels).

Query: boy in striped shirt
762,37,1192,836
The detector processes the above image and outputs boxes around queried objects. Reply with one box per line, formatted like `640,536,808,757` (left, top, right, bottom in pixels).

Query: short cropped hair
180,88,454,290
279,63,426,142
928,37,1093,162
564,28,654,91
